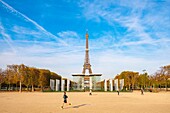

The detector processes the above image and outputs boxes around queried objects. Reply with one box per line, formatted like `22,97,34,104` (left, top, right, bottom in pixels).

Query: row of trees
1,64,170,92
0,64,61,92
115,65,170,91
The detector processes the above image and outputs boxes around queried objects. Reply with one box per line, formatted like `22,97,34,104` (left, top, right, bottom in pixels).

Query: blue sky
0,0,170,80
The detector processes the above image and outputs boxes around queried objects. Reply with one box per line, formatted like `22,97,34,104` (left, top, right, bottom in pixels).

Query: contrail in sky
0,0,68,46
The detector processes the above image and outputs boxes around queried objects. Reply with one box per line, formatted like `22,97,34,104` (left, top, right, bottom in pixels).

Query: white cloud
0,22,17,53
12,26,41,36
1,29,170,79
58,31,79,39
80,0,170,41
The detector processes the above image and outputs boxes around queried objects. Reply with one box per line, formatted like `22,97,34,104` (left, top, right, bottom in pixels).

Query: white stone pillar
109,79,113,91
60,78,62,91
50,79,55,91
114,79,118,91
67,79,70,91
61,79,65,91
81,77,84,90
104,79,107,91
120,79,124,90
89,76,92,90
77,76,80,90
56,79,60,91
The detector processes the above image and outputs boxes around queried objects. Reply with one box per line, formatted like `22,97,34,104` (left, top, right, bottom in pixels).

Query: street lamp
142,70,146,89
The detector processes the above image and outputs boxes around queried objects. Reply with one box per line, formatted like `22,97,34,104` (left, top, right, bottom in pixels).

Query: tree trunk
132,83,134,90
32,84,34,92
165,81,168,91
129,84,130,90
27,85,29,91
19,80,22,92
16,83,18,91
41,85,43,92
9,82,10,91
12,84,13,91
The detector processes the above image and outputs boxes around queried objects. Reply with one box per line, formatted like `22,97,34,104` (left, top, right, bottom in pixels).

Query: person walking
117,90,120,95
141,88,144,95
61,92,71,109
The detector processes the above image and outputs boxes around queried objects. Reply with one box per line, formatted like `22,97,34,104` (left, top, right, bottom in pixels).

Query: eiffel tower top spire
82,31,92,74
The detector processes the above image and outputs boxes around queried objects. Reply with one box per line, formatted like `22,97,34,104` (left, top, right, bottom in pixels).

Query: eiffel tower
72,31,102,91
82,31,92,74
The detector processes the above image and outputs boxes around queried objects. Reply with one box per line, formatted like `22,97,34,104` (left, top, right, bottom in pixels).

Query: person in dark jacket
61,92,71,109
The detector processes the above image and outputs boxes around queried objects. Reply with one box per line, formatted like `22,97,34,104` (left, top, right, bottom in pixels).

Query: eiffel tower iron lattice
82,32,92,74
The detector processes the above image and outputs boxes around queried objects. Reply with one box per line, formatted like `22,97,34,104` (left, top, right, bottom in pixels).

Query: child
61,92,71,109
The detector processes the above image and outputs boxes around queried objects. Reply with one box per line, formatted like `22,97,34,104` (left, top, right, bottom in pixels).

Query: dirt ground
0,91,170,113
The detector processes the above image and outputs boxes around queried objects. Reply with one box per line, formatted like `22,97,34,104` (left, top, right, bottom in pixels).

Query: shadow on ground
64,104,90,109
